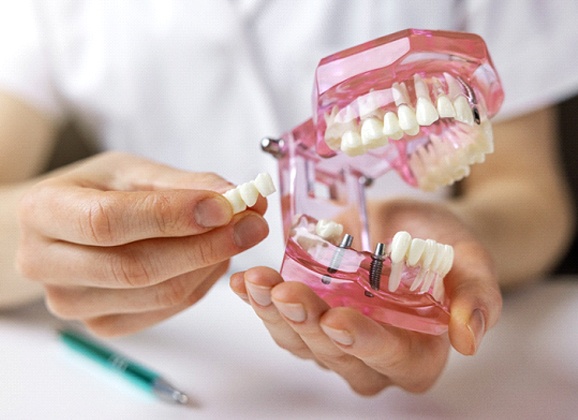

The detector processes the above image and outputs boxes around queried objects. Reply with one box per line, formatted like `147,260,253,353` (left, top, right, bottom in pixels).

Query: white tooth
340,130,365,156
238,182,259,207
432,278,445,302
407,238,426,266
416,97,439,126
454,96,474,125
357,92,380,118
436,95,456,118
432,243,448,273
438,245,454,277
361,117,387,148
390,231,412,263
388,261,404,292
444,72,462,98
413,74,430,98
383,112,404,140
397,105,419,136
411,268,428,291
392,82,410,106
254,173,276,196
315,219,344,241
223,188,247,214
420,270,436,293
335,104,357,124
420,239,437,268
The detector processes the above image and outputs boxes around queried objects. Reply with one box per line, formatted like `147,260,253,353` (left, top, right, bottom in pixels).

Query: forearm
450,178,574,287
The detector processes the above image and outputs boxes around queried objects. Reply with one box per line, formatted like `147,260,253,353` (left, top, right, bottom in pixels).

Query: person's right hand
16,152,269,336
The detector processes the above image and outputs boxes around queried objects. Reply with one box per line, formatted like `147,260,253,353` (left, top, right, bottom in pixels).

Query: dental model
262,29,503,335
223,172,276,214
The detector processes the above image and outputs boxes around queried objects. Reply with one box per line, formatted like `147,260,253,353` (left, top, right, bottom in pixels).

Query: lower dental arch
260,29,503,335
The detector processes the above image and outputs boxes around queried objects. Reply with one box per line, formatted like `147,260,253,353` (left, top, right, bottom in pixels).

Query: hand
230,198,502,395
17,152,269,336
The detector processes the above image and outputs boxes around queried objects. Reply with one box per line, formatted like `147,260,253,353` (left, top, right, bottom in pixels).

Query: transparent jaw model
262,29,504,335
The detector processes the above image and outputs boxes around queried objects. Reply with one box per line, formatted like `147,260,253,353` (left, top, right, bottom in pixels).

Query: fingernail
320,325,354,346
245,282,272,307
233,214,268,248
467,309,486,354
275,301,306,323
195,197,231,227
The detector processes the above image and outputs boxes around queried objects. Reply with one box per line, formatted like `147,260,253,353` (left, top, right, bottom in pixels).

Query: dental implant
322,233,354,284
369,242,386,291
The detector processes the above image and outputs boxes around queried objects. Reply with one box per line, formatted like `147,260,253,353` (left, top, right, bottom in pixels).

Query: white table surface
1,276,577,419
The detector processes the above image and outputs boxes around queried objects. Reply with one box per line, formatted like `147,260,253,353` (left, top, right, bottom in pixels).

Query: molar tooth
397,105,419,136
238,182,259,207
340,130,365,156
361,117,388,149
436,95,456,118
315,219,344,242
254,173,276,196
223,188,247,214
383,112,404,140
416,97,439,126
454,96,474,125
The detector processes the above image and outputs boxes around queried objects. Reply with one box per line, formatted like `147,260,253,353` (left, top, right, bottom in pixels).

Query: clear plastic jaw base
263,29,503,335
283,215,450,335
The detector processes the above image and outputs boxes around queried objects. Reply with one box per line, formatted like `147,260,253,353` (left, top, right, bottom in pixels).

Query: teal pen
58,328,189,405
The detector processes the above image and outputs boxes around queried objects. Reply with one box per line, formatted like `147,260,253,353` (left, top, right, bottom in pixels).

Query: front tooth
223,188,247,214
420,239,437,268
454,96,474,125
416,97,439,126
413,74,430,99
361,117,388,149
438,244,454,277
407,238,426,266
340,130,365,156
388,231,412,292
397,105,419,136
444,72,462,98
383,112,404,140
315,219,344,242
390,231,412,263
254,173,276,196
238,182,259,207
436,95,456,118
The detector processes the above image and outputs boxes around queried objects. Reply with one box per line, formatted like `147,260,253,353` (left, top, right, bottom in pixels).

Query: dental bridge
261,29,504,335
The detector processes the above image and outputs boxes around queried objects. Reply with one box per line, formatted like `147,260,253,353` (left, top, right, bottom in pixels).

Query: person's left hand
230,198,502,395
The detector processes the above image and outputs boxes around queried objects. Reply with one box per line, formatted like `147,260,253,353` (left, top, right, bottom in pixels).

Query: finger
319,308,449,393
241,267,314,360
85,300,195,337
21,212,268,288
445,240,503,355
20,184,235,246
45,262,229,319
270,281,390,395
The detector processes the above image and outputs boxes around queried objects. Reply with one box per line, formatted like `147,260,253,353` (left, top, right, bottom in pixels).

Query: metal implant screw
322,234,354,285
369,242,386,291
